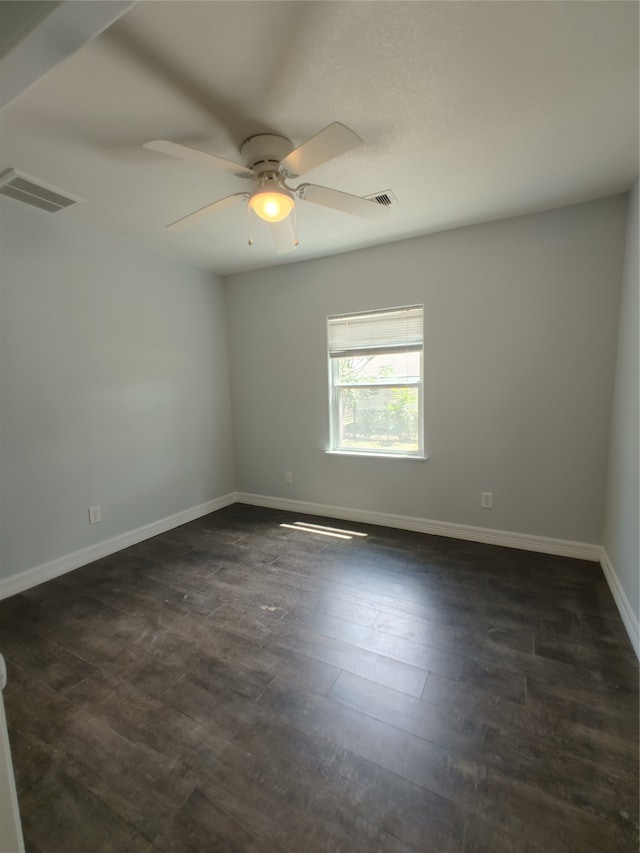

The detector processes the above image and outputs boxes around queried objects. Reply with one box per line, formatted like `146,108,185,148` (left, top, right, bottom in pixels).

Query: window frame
327,305,425,459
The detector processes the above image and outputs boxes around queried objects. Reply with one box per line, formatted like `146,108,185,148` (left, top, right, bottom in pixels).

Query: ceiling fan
143,122,389,253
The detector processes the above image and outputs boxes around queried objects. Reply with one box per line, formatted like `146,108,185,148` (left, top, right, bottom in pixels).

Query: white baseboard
238,493,640,655
235,492,601,561
3,490,619,647
600,548,640,659
0,493,237,601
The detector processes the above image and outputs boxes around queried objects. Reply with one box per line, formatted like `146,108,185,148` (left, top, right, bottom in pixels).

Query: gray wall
225,196,627,544
0,198,235,580
1,191,632,588
603,182,639,624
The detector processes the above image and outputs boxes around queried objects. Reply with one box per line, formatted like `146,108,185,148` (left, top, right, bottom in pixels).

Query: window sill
325,450,428,461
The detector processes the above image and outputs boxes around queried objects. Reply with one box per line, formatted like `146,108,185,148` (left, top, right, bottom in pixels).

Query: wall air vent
364,189,398,207
0,169,80,213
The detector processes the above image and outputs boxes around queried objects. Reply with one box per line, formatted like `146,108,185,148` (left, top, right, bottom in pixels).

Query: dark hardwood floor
1,503,638,853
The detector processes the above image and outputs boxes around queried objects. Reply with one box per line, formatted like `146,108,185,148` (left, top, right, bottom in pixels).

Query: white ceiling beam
0,0,135,110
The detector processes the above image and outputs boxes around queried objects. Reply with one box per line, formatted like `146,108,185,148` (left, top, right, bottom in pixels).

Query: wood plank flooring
0,503,638,852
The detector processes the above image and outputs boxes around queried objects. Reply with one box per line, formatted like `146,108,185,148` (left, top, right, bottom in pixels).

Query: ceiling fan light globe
249,187,295,222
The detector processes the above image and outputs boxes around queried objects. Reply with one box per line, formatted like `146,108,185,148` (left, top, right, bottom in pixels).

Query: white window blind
328,305,423,357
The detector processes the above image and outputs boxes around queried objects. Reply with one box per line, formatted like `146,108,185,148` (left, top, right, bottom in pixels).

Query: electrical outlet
285,471,293,485
88,505,102,524
480,492,493,509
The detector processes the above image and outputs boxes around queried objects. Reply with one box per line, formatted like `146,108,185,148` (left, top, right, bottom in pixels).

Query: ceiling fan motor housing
240,134,293,177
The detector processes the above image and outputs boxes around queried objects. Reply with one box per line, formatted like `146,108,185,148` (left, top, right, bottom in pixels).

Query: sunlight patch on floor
279,521,368,540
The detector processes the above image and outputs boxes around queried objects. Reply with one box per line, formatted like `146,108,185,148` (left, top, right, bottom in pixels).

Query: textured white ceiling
1,1,638,275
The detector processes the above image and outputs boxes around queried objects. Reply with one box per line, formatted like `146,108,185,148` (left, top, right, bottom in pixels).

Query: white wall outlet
88,505,102,524
285,471,293,485
480,492,493,509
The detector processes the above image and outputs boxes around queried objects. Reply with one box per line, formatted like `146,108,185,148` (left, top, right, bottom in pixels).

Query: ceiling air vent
365,189,398,207
0,169,80,213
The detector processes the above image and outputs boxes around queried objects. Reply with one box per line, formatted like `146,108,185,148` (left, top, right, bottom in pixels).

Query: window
327,305,424,457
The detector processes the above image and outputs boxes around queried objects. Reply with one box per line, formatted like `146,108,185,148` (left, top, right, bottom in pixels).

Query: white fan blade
144,140,252,178
280,122,361,178
269,218,299,254
167,193,248,231
296,184,389,221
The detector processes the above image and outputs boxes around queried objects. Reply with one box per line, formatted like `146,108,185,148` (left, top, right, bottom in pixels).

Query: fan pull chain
293,206,299,247
247,202,253,246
